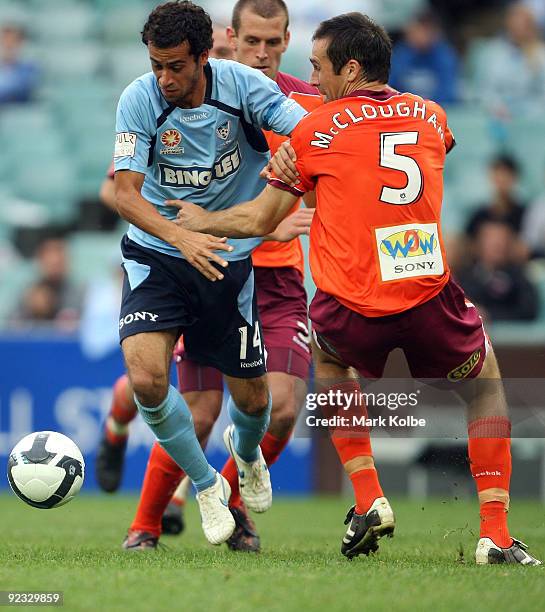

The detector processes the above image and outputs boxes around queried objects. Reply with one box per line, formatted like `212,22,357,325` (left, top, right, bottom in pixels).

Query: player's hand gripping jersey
114,58,307,261
272,89,455,317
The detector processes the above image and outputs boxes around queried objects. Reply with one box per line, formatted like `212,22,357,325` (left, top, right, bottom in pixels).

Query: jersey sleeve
444,123,455,154
268,119,315,196
114,81,155,174
430,99,456,154
237,64,307,136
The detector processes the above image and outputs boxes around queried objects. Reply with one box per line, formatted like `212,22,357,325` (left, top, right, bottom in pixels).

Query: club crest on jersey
160,129,184,155
216,120,231,141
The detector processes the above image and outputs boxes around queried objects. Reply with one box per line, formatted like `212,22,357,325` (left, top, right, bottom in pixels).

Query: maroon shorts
176,266,311,392
255,266,311,380
309,277,487,381
176,359,223,393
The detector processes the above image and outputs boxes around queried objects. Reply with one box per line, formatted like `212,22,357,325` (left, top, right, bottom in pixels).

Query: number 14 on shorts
239,322,263,360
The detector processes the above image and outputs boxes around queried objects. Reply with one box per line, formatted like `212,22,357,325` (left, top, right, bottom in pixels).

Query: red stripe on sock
110,374,138,425
105,428,127,446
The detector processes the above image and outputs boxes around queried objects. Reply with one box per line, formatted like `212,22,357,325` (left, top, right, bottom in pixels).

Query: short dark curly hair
313,13,391,82
142,1,213,59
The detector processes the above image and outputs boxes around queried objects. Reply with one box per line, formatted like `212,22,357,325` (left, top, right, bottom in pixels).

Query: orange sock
468,416,512,548
131,442,184,537
480,501,511,548
325,381,373,460
106,375,137,445
221,431,291,508
323,381,382,513
350,469,384,515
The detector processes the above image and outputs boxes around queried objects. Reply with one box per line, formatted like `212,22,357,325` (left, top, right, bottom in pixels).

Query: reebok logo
474,470,502,477
119,311,159,330
240,358,264,368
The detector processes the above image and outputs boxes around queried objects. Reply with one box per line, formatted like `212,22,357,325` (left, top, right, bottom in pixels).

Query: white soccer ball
7,431,85,509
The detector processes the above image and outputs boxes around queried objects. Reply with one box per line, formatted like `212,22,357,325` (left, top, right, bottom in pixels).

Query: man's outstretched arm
168,184,299,239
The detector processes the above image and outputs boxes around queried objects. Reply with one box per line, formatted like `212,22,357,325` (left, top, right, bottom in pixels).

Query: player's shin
324,381,383,514
227,394,272,462
135,384,216,492
468,416,512,548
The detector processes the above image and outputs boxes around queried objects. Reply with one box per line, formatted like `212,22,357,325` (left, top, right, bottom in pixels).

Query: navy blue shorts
119,236,266,379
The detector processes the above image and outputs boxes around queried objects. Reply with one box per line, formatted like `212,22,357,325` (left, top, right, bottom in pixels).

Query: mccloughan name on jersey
114,58,307,261
310,96,451,150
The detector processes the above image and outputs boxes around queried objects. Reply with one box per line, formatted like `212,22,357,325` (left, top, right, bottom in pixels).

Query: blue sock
227,393,272,462
135,385,216,492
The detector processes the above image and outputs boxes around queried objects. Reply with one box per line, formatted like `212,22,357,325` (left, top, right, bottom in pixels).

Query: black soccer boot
341,497,395,560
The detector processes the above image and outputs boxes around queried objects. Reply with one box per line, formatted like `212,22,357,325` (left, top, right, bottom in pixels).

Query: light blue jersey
114,58,307,260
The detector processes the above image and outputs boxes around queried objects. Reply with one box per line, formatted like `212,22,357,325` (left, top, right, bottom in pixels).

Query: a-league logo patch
161,129,181,147
160,129,184,154
447,349,481,382
216,120,231,140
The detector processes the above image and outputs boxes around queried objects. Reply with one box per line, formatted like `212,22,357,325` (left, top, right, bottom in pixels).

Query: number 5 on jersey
379,131,423,206
239,322,263,360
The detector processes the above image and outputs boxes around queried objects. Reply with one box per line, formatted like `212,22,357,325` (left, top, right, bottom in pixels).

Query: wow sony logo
159,145,241,189
375,222,444,282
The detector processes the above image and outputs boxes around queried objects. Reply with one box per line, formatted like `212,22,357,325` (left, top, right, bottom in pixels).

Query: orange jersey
270,89,454,317
252,90,323,274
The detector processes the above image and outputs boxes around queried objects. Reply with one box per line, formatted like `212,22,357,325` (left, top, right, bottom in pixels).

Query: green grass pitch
1,494,544,611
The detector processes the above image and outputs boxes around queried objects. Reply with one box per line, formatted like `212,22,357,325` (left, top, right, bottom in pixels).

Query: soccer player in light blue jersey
113,0,307,545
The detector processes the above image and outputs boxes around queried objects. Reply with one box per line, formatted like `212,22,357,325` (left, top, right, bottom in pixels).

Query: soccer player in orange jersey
175,12,541,565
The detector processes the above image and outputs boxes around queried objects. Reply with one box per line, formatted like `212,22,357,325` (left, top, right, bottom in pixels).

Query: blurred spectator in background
13,279,60,327
521,164,545,259
389,10,459,105
465,154,526,241
524,0,545,32
10,237,82,330
457,221,539,322
479,2,545,119
0,24,39,105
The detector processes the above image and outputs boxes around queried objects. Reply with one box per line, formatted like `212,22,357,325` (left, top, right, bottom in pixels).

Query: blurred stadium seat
106,44,150,90
33,41,104,82
101,3,154,46
68,230,123,286
30,4,98,42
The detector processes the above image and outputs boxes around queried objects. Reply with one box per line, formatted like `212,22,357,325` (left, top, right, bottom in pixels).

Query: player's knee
184,390,222,440
191,407,217,439
233,382,270,416
269,406,296,439
269,392,297,438
311,339,351,380
130,369,169,407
